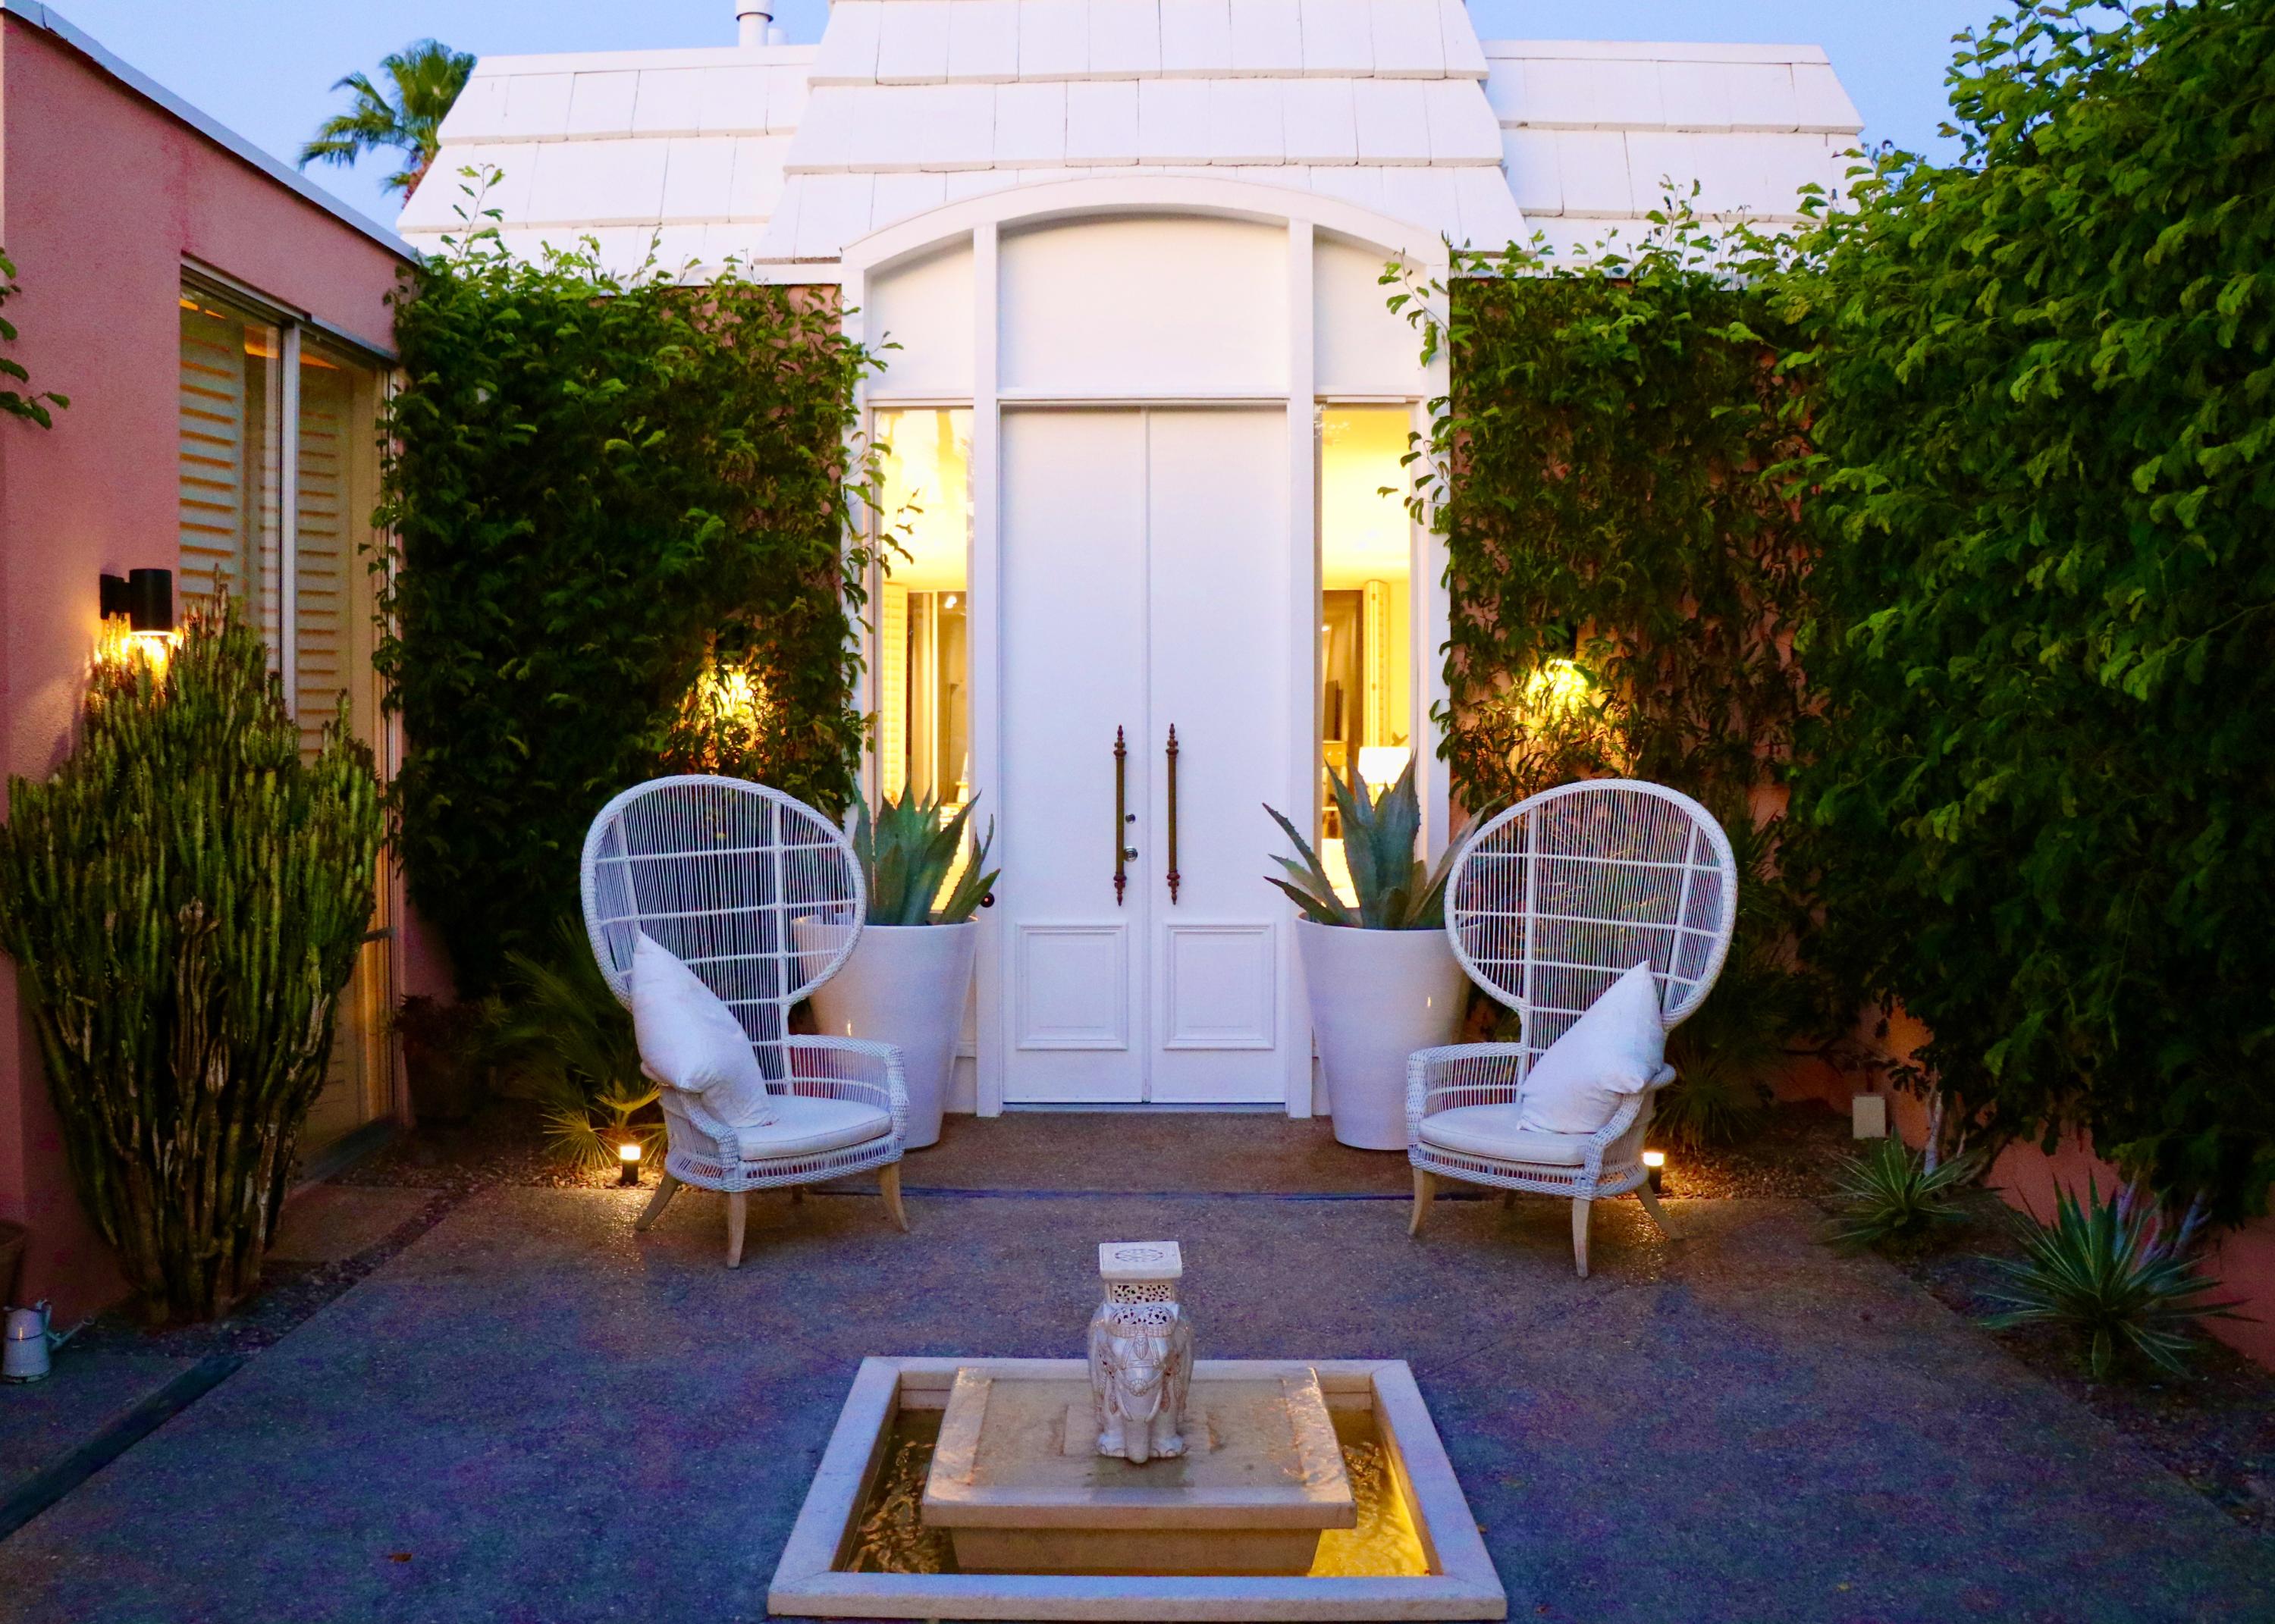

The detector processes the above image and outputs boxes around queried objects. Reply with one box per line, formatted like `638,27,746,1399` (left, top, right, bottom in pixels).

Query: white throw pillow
629,932,777,1130
1514,961,1667,1136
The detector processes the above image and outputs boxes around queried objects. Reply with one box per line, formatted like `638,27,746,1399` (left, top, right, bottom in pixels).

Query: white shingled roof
397,5,1864,277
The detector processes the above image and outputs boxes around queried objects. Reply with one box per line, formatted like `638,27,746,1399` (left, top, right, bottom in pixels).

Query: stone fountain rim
767,1356,1509,1622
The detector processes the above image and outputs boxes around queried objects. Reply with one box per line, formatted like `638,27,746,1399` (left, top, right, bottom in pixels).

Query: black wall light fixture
99,569,174,634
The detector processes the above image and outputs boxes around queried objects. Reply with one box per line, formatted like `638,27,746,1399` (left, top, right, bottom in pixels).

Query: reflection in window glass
875,409,974,811
1318,406,1414,900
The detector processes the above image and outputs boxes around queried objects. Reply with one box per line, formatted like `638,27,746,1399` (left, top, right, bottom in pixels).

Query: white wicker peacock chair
1407,779,1737,1276
579,775,908,1267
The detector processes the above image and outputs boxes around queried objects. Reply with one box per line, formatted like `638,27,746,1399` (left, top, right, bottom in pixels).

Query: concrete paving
0,1141,2270,1621
0,1352,193,1504
266,1186,434,1265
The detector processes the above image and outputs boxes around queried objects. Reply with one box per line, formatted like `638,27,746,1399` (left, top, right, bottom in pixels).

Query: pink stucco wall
1781,1009,2275,1370
0,14,406,1319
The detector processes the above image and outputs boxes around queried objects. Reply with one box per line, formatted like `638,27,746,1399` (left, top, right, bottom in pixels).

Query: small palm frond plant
1981,1180,2245,1381
849,789,999,925
1825,1138,1984,1253
1263,757,1456,929
492,920,661,1171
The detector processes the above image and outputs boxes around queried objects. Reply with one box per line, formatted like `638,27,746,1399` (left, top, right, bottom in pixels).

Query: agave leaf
867,840,910,925
1261,802,1353,925
1265,874,1349,926
1327,766,1390,926
938,815,999,923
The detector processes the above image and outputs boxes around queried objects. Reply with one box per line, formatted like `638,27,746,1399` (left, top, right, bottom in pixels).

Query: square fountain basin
921,1367,1355,1575
768,1357,1507,1621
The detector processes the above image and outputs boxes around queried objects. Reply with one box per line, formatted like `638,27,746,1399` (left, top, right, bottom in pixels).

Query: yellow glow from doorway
1320,408,1412,589
877,409,971,592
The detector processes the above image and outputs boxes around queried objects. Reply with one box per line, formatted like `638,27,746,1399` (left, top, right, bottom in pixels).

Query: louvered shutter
177,301,282,654
293,358,353,757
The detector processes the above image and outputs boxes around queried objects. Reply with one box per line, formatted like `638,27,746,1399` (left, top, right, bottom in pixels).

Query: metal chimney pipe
736,0,771,47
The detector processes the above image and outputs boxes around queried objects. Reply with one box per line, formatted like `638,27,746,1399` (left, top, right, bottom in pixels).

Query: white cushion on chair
734,1094,893,1161
1416,1105,1588,1165
1514,961,1665,1136
630,932,777,1128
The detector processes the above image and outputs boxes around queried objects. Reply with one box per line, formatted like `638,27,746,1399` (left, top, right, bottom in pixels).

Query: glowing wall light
98,569,178,668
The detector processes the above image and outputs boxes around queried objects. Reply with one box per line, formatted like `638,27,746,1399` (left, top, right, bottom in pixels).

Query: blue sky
53,0,2007,229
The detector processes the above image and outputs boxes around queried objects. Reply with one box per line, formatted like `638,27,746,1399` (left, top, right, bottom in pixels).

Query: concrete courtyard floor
2,1115,2272,1622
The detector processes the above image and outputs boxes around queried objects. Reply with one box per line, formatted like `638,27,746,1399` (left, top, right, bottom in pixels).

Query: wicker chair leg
879,1164,909,1233
1408,1171,1437,1237
634,1173,680,1232
1636,1184,1675,1239
1571,1198,1592,1278
726,1190,748,1270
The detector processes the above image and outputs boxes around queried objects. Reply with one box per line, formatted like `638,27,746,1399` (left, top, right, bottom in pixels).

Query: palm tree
300,39,476,197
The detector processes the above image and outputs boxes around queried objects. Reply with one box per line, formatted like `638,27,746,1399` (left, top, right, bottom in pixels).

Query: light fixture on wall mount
99,568,177,666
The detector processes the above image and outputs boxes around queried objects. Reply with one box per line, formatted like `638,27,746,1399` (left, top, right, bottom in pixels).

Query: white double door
999,407,1294,1105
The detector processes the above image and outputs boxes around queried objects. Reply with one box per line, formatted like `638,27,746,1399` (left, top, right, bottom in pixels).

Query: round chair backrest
579,776,864,1078
1445,779,1737,1059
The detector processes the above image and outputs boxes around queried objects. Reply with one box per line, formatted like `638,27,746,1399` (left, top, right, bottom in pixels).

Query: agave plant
850,789,998,926
1825,1138,1982,1252
1981,1180,2242,1380
1263,757,1455,930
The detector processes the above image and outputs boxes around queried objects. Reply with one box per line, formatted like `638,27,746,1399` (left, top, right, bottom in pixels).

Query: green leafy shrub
0,604,383,1320
850,791,997,926
378,180,883,996
1826,1139,1982,1253
1265,758,1454,929
1982,1181,2242,1380
1403,205,1823,1111
1781,0,2275,1220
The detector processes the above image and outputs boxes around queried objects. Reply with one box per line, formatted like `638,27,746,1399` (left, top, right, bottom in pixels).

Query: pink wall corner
0,14,406,1322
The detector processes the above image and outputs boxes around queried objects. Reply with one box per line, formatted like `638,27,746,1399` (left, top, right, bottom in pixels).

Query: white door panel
997,406,1290,1105
999,409,1147,1102
1144,409,1291,1104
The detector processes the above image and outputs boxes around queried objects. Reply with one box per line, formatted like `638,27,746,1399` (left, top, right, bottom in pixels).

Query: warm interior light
1355,745,1412,792
1642,1149,1666,1169
618,1142,642,1163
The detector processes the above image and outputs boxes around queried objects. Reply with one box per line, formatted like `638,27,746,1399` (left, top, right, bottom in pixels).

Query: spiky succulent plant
851,789,998,926
1263,757,1455,930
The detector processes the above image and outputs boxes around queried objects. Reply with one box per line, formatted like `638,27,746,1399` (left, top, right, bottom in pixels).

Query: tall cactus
0,602,383,1321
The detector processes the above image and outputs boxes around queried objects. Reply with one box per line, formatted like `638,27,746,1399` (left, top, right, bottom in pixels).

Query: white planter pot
1295,920,1467,1152
803,921,977,1150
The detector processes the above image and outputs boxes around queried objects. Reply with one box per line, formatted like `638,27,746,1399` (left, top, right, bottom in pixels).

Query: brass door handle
1165,724,1181,904
1114,726,1131,907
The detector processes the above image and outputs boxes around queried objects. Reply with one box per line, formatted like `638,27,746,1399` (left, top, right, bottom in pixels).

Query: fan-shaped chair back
580,776,864,1080
1446,779,1737,1067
